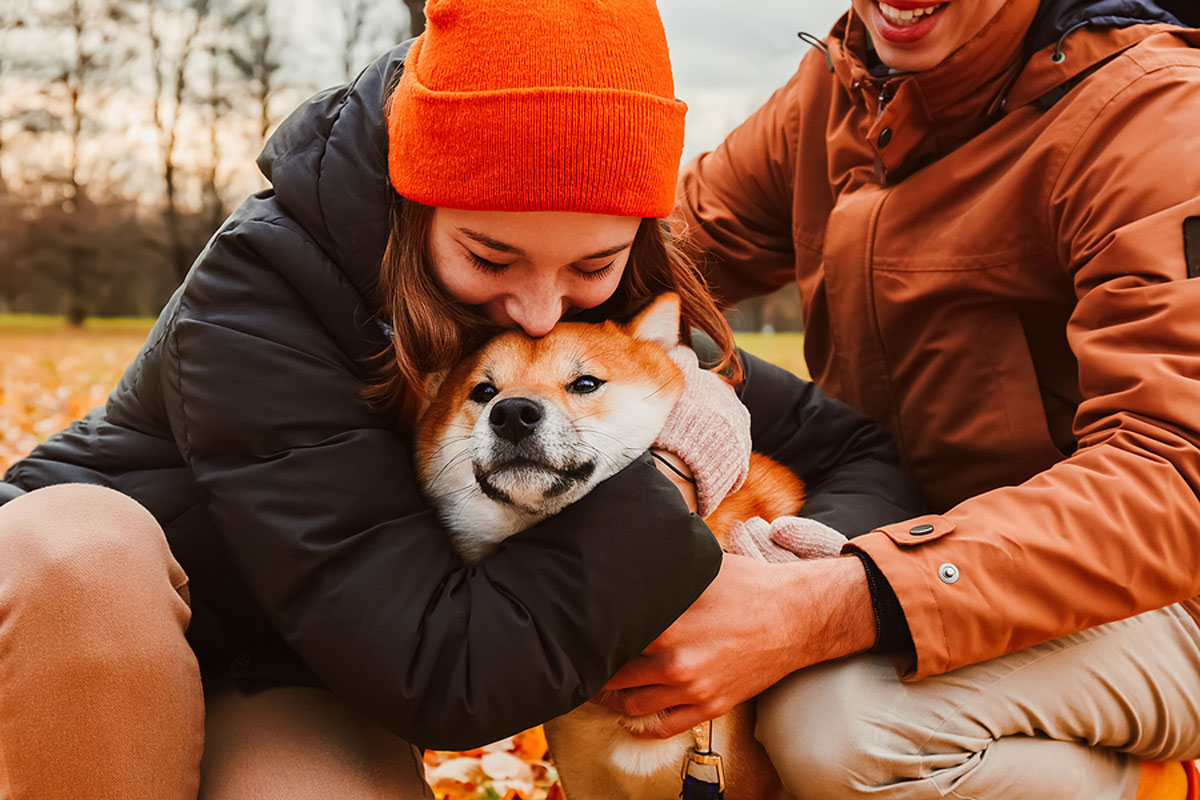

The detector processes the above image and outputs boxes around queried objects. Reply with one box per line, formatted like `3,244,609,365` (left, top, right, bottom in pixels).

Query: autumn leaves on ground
0,315,807,800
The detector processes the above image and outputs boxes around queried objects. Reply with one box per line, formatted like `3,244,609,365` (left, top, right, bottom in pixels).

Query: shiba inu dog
414,293,801,799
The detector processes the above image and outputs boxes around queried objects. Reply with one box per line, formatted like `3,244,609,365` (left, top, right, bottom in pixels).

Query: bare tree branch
146,0,210,282
404,0,424,38
339,0,369,81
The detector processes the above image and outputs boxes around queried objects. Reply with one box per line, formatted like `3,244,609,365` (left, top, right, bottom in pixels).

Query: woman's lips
873,0,947,43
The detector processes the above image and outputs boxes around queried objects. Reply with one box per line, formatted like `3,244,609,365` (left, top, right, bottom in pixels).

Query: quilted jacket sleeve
848,54,1200,678
160,207,722,749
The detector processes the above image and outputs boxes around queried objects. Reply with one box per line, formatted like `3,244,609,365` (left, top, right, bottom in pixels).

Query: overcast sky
658,0,849,159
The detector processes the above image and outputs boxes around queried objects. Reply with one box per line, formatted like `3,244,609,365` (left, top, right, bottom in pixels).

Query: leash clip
680,720,726,797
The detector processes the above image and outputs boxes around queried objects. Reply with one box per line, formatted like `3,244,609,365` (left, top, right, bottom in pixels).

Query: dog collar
651,450,696,485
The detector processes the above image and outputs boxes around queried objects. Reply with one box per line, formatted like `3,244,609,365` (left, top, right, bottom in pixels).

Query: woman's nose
505,293,562,338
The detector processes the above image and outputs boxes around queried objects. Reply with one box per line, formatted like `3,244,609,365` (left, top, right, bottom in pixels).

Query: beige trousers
756,602,1200,799
0,483,432,800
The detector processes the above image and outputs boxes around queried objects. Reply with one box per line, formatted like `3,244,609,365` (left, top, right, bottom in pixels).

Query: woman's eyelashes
466,250,510,275
464,249,616,281
574,262,615,281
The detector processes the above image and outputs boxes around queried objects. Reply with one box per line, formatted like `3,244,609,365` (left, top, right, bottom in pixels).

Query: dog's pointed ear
412,368,450,426
423,368,449,401
628,293,682,349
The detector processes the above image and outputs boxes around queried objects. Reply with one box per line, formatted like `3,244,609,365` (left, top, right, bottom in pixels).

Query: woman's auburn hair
364,195,742,421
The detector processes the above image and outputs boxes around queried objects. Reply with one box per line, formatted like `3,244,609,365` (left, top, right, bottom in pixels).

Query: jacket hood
1027,0,1187,54
256,40,415,301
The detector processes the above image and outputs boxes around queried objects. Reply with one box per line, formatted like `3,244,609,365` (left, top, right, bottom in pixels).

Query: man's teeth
878,1,943,26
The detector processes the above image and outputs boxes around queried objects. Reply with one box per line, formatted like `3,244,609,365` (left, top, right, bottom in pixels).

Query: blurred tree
404,0,424,37
227,0,280,145
0,194,32,312
13,195,170,317
339,0,370,81
0,0,30,194
41,0,139,324
146,0,211,282
201,13,229,233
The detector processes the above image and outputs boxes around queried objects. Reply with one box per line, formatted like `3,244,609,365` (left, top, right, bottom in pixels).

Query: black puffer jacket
2,42,922,749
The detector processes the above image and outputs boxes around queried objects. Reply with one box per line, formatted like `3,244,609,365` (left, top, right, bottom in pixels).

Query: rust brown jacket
678,0,1200,679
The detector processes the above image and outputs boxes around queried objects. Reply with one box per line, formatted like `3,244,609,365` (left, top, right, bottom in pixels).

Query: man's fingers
593,684,691,717
600,654,667,692
627,703,715,740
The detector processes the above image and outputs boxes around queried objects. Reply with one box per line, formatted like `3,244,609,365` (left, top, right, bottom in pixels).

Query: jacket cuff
843,514,958,679
849,549,915,655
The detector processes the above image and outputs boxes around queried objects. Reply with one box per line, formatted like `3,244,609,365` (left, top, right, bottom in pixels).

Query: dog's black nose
489,397,544,444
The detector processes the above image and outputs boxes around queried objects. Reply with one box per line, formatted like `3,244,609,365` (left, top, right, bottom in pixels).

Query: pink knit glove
652,344,751,518
726,516,847,562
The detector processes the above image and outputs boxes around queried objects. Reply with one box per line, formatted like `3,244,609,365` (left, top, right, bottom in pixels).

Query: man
599,0,1200,796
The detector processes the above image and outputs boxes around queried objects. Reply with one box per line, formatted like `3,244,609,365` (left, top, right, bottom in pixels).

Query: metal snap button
877,127,893,148
909,523,935,536
938,563,959,584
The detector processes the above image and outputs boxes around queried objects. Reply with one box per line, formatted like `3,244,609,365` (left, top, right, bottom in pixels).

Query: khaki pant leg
0,484,204,800
755,604,1200,800
198,683,434,799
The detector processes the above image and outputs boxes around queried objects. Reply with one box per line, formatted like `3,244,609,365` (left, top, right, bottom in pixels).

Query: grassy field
735,332,809,379
0,313,807,799
0,314,159,336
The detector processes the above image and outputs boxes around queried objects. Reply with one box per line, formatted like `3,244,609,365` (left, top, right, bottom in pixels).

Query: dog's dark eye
469,382,499,404
567,375,604,394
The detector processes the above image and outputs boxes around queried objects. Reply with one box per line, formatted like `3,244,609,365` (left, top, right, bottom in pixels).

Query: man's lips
879,0,944,9
873,0,948,43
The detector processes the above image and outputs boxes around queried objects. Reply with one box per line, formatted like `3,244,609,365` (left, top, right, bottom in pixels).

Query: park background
0,0,849,326
1,1,848,797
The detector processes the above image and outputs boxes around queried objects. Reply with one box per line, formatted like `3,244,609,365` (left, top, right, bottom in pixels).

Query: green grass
0,314,808,378
0,314,156,336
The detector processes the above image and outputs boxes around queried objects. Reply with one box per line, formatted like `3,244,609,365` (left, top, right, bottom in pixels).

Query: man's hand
594,553,875,738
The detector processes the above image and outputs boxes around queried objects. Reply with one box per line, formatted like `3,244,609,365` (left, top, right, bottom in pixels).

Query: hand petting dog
595,555,874,739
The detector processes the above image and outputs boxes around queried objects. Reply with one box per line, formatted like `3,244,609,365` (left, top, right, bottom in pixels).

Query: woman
0,1,920,797
606,0,1200,797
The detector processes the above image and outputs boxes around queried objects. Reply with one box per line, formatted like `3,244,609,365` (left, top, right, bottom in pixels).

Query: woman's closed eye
466,250,512,275
573,261,615,281
467,248,616,282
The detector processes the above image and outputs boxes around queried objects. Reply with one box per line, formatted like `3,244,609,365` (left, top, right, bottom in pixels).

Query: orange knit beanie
386,0,687,218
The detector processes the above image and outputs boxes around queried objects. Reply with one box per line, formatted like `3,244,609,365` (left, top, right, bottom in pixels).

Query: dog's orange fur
706,452,806,548
414,294,803,800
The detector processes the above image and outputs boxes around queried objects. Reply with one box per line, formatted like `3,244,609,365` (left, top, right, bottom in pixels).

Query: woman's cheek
431,257,496,306
570,265,627,310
